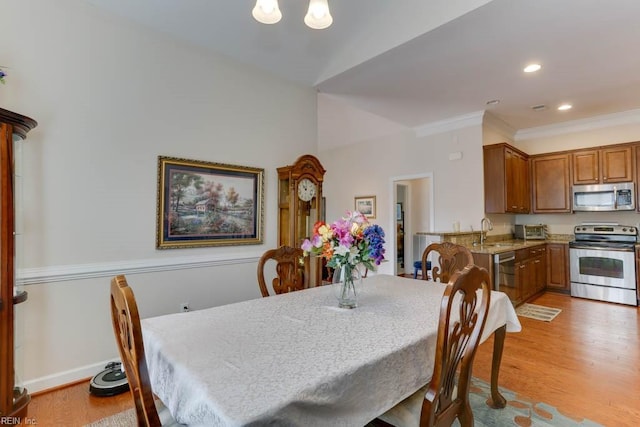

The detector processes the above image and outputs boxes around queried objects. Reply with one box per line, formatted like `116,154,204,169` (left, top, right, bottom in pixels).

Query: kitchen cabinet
483,143,530,214
530,153,572,213
471,252,493,289
532,246,547,295
546,243,570,293
515,245,546,304
572,146,633,185
514,258,527,305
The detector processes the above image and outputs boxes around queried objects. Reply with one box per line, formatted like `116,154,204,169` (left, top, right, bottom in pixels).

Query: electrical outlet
180,302,190,312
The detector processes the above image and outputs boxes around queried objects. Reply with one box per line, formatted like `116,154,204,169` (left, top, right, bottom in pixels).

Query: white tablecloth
142,274,521,427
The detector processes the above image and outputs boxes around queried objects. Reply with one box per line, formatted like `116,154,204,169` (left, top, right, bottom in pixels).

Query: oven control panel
574,224,637,236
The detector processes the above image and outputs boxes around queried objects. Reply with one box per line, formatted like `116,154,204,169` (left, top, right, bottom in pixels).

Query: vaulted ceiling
85,0,640,131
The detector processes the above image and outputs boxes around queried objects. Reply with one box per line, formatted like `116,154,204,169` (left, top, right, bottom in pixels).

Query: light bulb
304,0,333,29
252,0,282,25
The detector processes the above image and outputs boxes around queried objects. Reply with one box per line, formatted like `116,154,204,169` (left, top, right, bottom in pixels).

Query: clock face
297,178,317,202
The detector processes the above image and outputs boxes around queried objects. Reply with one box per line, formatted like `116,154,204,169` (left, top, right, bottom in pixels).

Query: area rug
516,303,562,322
85,377,601,427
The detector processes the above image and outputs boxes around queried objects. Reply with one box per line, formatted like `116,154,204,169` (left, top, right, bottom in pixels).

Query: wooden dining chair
421,242,474,283
378,264,491,427
257,246,309,297
110,275,183,427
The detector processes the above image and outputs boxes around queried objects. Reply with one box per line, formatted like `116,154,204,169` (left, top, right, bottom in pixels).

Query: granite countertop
467,239,568,255
414,230,572,254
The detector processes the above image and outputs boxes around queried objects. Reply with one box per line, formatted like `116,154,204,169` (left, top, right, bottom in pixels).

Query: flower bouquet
302,211,385,308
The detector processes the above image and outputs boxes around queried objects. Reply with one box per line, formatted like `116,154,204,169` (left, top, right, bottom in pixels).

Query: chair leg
457,402,474,427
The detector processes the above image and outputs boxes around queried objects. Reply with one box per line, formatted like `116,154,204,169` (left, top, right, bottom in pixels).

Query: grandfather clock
0,108,37,422
277,155,326,286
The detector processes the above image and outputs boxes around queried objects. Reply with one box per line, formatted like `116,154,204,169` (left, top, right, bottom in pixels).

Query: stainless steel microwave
572,183,635,211
514,224,546,240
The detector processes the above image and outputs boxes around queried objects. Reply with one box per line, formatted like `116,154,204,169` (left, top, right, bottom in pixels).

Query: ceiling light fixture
252,0,333,29
558,104,573,111
486,99,500,106
523,63,542,73
252,0,282,24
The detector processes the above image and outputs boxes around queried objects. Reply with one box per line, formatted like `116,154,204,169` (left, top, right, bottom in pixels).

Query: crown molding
414,111,484,137
515,109,640,141
483,111,516,140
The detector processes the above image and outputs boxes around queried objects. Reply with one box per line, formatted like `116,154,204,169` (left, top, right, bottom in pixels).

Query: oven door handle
569,243,634,252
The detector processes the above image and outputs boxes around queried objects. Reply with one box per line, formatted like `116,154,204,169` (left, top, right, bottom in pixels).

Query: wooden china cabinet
277,155,326,286
0,108,37,423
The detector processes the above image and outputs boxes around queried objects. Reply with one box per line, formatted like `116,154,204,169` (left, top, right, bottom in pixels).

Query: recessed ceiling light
486,99,500,106
558,104,572,111
524,63,542,73
531,104,546,111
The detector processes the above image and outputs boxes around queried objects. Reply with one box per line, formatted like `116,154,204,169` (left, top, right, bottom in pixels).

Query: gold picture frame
156,156,264,249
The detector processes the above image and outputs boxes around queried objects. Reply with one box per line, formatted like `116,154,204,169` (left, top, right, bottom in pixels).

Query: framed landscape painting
156,156,264,248
354,195,376,219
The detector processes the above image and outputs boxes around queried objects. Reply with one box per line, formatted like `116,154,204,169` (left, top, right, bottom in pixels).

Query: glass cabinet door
278,177,290,246
13,135,26,403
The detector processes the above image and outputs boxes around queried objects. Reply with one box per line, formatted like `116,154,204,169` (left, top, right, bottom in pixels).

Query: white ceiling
84,0,640,131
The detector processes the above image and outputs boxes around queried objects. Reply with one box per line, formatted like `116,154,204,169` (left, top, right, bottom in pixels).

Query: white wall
317,98,486,276
2,0,317,391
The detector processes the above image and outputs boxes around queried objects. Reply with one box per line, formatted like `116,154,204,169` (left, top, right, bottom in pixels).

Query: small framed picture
354,196,376,219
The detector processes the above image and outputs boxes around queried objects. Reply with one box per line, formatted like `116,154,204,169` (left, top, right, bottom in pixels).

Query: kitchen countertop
466,239,568,255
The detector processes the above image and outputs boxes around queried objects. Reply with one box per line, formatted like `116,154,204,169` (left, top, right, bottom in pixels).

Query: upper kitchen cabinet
484,143,530,214
572,146,633,185
530,153,572,213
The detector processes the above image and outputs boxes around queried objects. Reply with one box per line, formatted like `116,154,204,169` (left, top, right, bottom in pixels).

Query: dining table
141,274,521,427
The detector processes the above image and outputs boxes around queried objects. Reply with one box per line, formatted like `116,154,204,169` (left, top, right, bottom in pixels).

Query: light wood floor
20,292,640,426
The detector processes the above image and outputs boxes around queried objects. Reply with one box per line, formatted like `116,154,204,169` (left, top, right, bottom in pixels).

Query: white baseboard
24,358,119,394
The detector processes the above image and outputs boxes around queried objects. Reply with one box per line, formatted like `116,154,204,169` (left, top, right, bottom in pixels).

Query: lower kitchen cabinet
515,245,546,304
471,243,568,306
532,246,547,295
546,243,570,293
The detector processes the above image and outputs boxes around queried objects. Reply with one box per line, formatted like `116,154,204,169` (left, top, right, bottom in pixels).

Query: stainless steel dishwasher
494,251,516,304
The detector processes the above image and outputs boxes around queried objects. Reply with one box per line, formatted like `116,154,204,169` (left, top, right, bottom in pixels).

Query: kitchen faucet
480,217,493,245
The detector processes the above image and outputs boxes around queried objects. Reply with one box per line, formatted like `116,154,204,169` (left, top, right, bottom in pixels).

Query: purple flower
301,239,313,252
364,224,386,265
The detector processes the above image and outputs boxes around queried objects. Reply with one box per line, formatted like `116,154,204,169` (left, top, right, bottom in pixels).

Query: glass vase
332,264,362,309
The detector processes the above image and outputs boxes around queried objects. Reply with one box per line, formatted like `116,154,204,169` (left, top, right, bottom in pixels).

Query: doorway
391,173,434,276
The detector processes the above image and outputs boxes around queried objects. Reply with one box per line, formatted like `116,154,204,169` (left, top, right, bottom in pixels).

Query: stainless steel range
569,223,638,306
